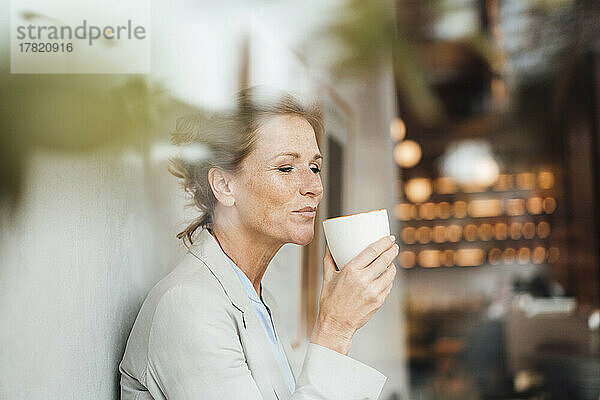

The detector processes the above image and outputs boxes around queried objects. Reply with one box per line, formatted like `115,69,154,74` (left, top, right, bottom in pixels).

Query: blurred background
1,0,599,399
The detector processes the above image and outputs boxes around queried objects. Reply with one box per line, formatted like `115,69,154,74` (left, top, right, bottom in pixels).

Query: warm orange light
437,202,451,219
543,197,557,214
394,140,422,168
418,250,441,268
537,221,551,238
433,226,446,243
405,178,432,203
506,199,525,216
390,118,406,142
538,171,555,189
455,248,485,267
468,199,503,217
395,203,417,221
400,251,416,268
517,248,531,264
516,172,536,190
464,224,478,241
532,247,546,264
503,248,516,264
416,226,431,244
488,248,502,265
435,177,458,194
453,201,468,218
401,227,416,244
495,223,508,240
522,222,536,239
478,223,494,241
493,174,514,191
442,250,455,267
510,223,523,240
447,225,462,242
526,197,543,214
420,202,436,220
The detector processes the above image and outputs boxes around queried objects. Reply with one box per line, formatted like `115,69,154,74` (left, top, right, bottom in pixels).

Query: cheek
243,173,297,219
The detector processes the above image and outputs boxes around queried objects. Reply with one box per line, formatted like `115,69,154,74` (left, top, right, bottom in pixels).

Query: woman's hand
310,235,398,355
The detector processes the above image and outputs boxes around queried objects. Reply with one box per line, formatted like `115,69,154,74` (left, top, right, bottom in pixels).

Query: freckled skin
231,114,323,246
211,115,395,348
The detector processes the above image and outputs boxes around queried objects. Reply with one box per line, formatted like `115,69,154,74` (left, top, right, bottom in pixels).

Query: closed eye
278,166,321,173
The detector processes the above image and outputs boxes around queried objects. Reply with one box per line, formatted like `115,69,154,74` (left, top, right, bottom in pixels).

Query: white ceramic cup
322,209,391,270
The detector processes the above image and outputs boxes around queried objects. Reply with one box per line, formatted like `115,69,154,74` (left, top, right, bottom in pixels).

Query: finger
372,263,397,293
347,235,396,271
376,276,394,305
364,243,399,281
382,276,395,298
323,244,337,279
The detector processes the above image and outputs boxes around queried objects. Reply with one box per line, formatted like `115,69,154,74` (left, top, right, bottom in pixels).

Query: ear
208,167,236,207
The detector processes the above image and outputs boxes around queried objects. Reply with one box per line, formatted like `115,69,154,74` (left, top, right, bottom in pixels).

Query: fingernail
390,235,395,242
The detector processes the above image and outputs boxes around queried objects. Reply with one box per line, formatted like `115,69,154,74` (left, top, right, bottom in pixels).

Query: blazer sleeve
146,284,386,400
295,342,387,399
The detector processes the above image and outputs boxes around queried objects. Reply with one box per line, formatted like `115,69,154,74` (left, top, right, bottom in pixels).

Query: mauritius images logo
10,1,151,73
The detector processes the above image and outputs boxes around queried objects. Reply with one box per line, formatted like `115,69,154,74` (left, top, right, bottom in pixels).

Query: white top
225,254,296,394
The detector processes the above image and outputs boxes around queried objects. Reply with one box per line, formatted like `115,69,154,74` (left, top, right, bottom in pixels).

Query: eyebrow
272,152,323,161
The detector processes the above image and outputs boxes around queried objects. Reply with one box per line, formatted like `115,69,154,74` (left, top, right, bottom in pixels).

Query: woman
119,87,399,400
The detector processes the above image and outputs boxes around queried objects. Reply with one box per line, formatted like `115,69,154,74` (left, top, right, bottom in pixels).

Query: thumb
323,244,338,282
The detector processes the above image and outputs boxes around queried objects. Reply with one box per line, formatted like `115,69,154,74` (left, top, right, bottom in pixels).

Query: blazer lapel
262,287,302,381
187,229,249,312
187,229,295,400
242,301,294,400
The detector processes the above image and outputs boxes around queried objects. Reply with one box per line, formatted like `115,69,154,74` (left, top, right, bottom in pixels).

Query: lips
293,206,317,213
292,206,317,219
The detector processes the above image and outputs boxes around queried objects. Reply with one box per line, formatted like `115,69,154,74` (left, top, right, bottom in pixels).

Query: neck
211,207,283,297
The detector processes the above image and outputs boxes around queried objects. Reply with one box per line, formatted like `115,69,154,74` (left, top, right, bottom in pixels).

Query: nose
299,167,323,199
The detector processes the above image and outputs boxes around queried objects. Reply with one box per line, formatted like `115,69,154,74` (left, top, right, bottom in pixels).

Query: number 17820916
19,42,73,52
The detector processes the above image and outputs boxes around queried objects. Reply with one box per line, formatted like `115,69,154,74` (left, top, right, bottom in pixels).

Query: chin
288,226,315,246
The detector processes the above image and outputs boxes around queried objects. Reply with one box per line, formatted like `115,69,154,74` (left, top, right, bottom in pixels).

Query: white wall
0,142,189,399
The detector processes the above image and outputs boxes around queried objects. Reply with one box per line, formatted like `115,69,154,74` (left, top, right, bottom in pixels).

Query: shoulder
146,257,243,359
120,251,235,383
127,251,236,351
148,281,236,349
146,252,233,320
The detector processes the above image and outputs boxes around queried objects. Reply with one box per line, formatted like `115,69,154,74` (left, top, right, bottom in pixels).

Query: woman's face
232,114,323,246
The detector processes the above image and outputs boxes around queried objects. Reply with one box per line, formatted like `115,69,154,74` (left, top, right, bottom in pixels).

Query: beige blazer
119,228,387,400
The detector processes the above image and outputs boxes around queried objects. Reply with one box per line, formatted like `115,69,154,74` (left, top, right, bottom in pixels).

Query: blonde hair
169,86,323,245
